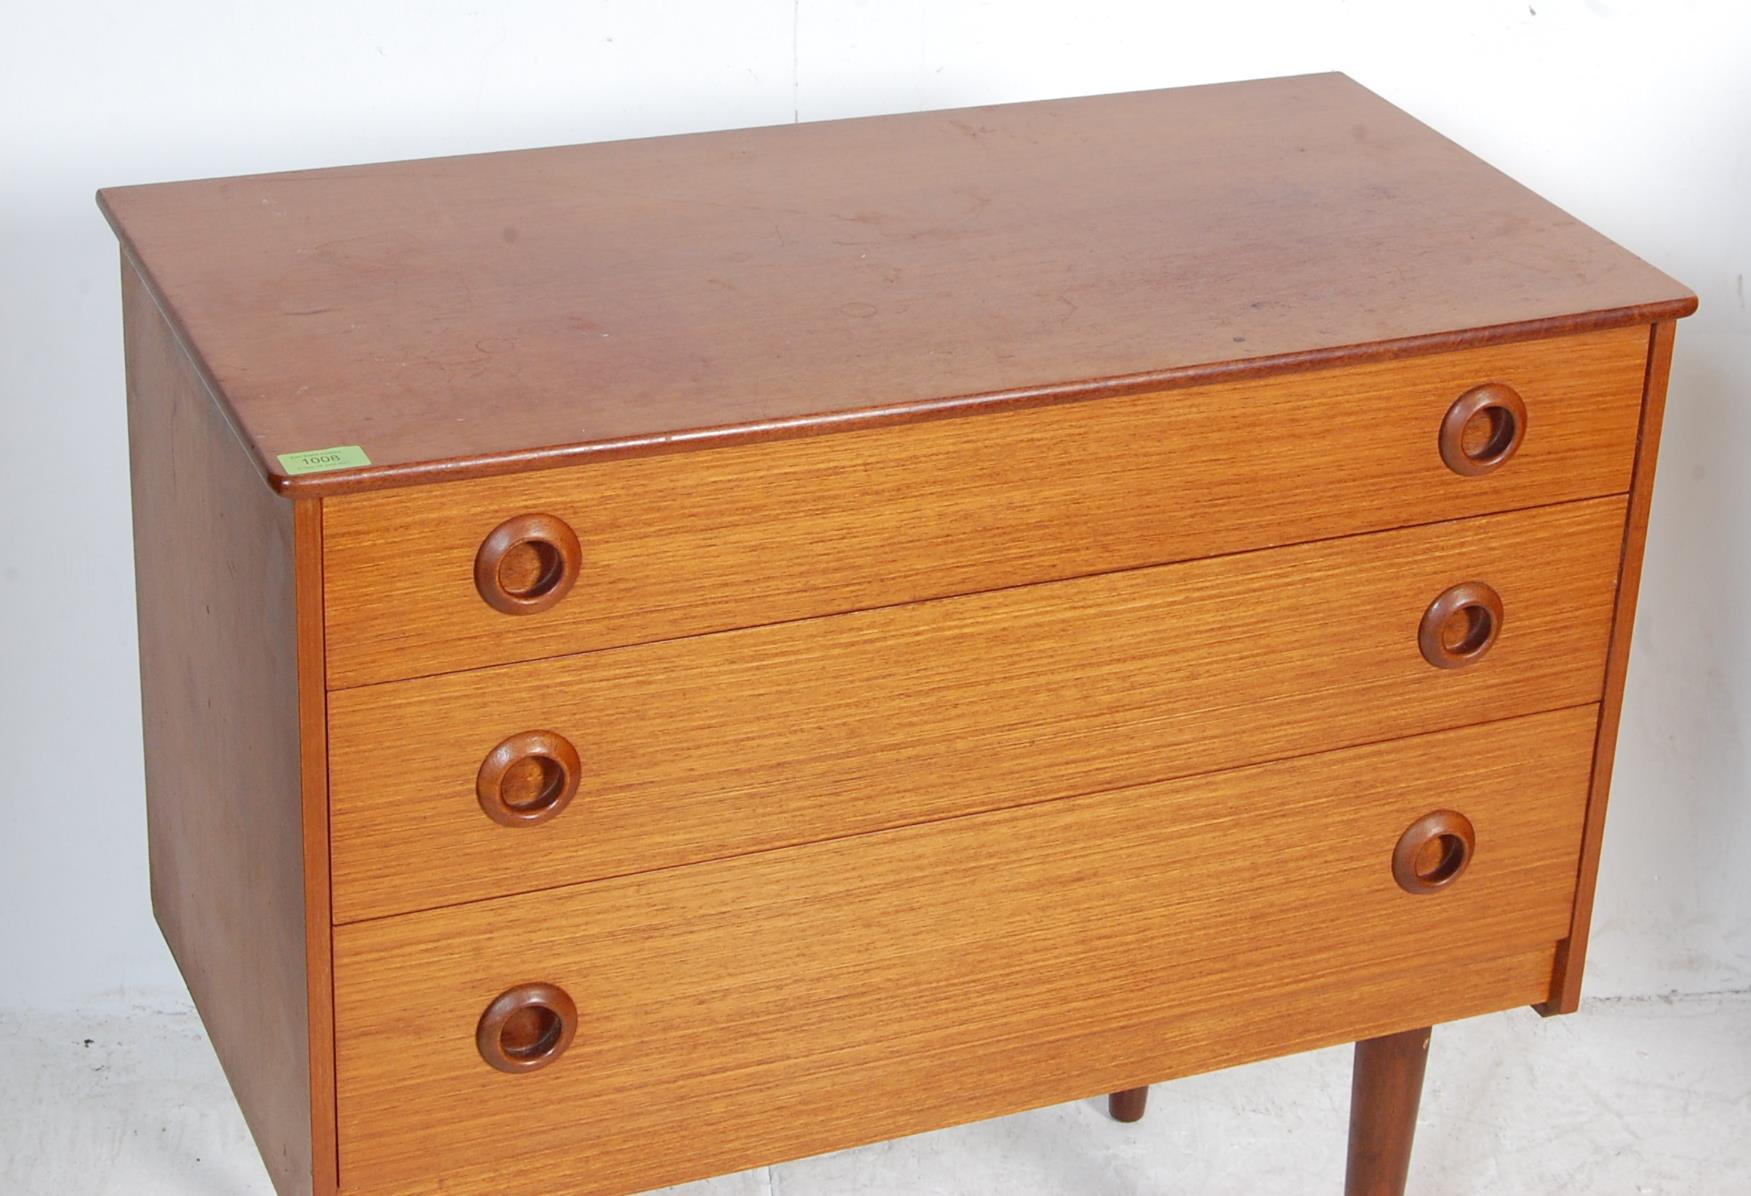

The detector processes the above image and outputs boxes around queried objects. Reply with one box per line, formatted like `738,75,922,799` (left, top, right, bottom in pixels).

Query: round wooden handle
477,730,582,827
477,983,578,1074
1393,810,1476,895
474,513,582,615
1440,383,1527,476
1418,581,1503,670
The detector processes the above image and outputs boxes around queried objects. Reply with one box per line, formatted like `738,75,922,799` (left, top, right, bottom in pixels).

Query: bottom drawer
332,706,1597,1195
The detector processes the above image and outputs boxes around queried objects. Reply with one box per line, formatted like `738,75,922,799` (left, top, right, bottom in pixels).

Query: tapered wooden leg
1108,1085,1148,1123
1345,1026,1431,1196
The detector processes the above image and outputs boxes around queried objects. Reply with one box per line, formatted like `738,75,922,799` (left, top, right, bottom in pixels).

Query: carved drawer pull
477,983,578,1073
1393,810,1476,895
1418,581,1503,670
1440,383,1526,476
477,730,582,828
475,513,582,615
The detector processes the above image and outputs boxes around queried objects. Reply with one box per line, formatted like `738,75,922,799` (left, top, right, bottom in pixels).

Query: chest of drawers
101,73,1693,1195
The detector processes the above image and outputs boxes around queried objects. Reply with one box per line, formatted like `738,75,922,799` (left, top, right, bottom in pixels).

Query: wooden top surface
99,72,1694,496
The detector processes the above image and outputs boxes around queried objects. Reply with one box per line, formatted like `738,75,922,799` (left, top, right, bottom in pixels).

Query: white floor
3,993,1746,1195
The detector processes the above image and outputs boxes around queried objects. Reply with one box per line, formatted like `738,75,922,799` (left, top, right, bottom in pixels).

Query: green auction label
276,445,371,476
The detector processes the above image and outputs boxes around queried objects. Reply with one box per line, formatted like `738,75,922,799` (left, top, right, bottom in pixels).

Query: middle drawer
329,496,1625,923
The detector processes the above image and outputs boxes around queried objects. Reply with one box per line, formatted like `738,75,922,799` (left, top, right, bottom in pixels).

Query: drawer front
321,326,1648,687
332,708,1596,1196
329,497,1625,922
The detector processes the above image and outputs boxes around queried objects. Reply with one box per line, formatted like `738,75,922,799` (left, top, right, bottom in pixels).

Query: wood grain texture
331,707,1598,1195
322,327,1647,688
329,498,1626,923
123,257,317,1195
1543,321,1678,1014
293,500,339,1196
95,73,1693,497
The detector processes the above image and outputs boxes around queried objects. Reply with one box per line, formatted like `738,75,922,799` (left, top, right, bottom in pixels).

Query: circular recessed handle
477,982,578,1074
1440,383,1527,477
1393,810,1476,895
477,730,582,828
474,513,582,615
1418,581,1503,670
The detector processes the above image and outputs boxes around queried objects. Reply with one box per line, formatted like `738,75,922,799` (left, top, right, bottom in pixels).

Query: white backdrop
2,1,1746,1010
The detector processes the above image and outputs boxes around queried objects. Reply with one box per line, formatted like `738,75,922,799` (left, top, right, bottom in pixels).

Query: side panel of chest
123,257,336,1195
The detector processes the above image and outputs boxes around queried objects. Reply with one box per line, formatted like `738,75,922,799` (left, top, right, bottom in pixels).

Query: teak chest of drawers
101,74,1694,1195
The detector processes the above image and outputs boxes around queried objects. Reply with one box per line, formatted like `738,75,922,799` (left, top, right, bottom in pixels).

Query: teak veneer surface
322,327,1645,688
95,73,1693,495
1547,320,1678,1012
330,497,1625,923
123,261,329,1194
331,708,1597,1195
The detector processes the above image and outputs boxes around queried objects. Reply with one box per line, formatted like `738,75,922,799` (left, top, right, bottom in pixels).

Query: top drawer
322,326,1649,687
